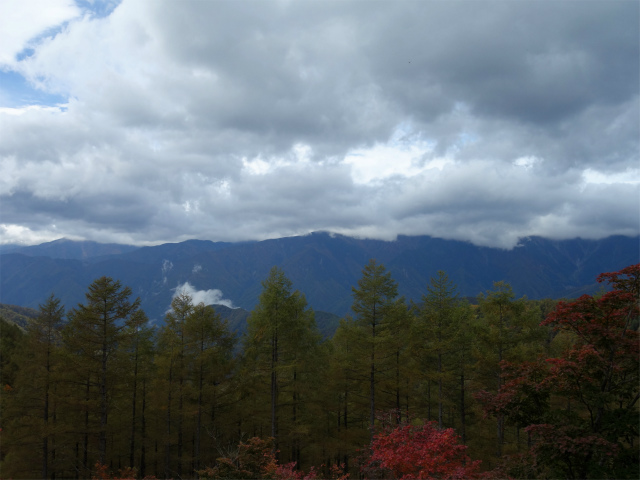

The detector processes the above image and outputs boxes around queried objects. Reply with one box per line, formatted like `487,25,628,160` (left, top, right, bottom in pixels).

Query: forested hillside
0,303,38,329
1,233,637,322
1,262,637,479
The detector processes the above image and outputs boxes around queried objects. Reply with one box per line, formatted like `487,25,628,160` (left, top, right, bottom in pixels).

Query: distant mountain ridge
1,233,637,322
1,238,139,260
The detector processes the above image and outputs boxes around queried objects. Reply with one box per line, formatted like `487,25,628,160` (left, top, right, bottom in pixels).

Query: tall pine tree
2,295,65,479
350,259,400,444
64,277,141,468
243,266,320,463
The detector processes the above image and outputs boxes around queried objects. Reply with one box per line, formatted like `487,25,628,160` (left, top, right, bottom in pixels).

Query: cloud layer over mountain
1,0,638,248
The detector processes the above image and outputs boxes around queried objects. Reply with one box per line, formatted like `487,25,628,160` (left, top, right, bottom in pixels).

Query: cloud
0,0,637,249
173,282,235,309
0,0,80,66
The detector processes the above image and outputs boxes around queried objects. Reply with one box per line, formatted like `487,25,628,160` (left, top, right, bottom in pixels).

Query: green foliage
0,303,38,329
1,294,66,479
3,263,636,479
62,277,143,473
0,317,24,389
350,259,405,439
412,271,471,428
472,281,547,461
242,266,322,464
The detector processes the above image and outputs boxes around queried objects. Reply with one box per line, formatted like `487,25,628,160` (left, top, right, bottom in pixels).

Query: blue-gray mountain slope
1,233,637,322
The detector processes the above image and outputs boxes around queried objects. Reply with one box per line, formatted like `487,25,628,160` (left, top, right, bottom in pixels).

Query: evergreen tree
350,259,400,444
156,292,194,478
473,281,544,460
184,303,235,470
119,310,155,475
243,266,320,462
413,271,473,432
1,294,64,479
0,317,24,472
64,277,141,468
326,317,367,473
382,299,414,424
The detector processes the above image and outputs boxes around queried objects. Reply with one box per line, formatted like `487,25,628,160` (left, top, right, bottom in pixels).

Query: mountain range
1,232,637,323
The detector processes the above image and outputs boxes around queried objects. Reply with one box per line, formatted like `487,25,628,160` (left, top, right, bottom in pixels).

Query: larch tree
157,292,194,479
2,294,65,479
412,270,475,440
118,309,155,474
350,259,400,444
473,281,544,459
64,277,142,468
383,298,414,424
414,271,461,429
184,302,235,471
326,317,368,472
243,266,319,462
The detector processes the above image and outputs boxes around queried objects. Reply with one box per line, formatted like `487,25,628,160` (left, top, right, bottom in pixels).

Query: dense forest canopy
1,262,638,479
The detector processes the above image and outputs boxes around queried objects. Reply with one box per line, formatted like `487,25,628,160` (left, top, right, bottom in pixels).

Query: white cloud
173,282,235,309
0,223,73,246
344,125,440,184
582,168,640,186
0,0,80,66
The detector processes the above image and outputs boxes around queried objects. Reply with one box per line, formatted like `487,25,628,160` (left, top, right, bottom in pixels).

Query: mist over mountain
1,233,637,322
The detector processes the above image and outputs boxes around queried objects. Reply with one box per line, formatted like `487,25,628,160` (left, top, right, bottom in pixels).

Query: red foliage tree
479,264,640,479
362,421,481,479
92,462,157,480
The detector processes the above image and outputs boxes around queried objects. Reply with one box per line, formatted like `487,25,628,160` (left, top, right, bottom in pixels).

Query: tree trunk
42,342,50,480
165,362,172,479
141,377,147,479
396,349,401,423
271,329,278,448
177,374,183,478
129,339,138,468
195,339,204,471
438,352,443,429
84,376,90,476
460,371,466,445
52,382,57,480
370,315,376,445
100,311,108,465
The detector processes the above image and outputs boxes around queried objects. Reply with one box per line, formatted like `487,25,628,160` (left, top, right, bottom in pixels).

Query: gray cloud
0,0,637,248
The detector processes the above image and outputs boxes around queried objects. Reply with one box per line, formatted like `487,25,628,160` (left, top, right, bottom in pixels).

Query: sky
1,0,638,249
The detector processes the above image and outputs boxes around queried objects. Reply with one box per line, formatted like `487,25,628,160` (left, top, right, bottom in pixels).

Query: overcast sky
1,0,638,249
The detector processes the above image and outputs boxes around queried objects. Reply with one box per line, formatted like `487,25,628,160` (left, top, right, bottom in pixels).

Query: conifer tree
64,277,141,468
0,317,24,468
382,299,414,423
326,317,367,472
1,294,65,479
118,310,155,474
473,281,544,459
157,292,194,478
350,259,399,443
243,266,320,462
184,303,235,470
414,271,465,429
